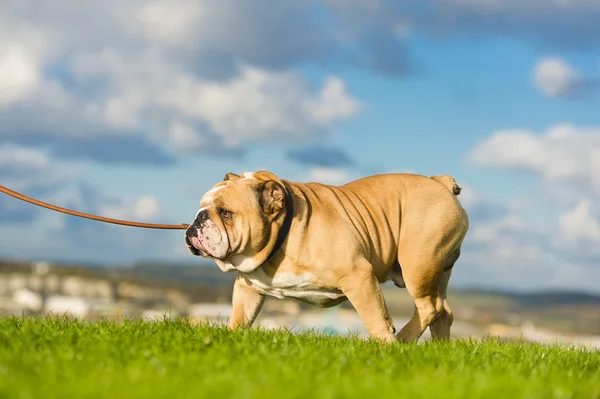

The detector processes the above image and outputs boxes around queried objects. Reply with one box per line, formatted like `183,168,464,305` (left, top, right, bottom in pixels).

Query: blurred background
1,1,599,348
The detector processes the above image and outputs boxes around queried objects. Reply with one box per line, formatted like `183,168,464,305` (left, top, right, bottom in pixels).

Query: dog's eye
219,209,232,219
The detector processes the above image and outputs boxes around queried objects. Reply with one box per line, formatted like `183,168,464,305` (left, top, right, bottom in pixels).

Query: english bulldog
185,171,469,343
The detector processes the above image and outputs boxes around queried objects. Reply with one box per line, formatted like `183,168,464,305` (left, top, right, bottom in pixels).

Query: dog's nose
186,227,197,237
196,209,209,223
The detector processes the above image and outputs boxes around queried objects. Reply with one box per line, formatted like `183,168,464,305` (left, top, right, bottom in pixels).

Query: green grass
0,317,598,399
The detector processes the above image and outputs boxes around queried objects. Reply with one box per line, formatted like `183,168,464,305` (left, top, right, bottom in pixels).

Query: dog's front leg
228,274,265,329
338,262,396,344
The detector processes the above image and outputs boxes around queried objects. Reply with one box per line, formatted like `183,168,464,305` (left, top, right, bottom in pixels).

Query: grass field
0,317,598,399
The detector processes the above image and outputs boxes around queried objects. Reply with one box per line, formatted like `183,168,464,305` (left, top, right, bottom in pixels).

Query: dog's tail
430,174,462,196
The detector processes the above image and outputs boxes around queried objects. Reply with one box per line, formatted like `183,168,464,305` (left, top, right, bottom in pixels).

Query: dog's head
185,170,292,273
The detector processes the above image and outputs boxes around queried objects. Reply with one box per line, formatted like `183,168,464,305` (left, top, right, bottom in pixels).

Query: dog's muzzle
185,209,209,256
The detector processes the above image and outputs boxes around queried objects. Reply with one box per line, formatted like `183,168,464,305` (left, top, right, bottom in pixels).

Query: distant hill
455,288,600,308
4,257,600,303
129,260,237,286
3,256,600,309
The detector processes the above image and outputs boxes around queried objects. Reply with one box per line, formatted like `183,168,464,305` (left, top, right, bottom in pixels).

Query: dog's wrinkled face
185,171,288,273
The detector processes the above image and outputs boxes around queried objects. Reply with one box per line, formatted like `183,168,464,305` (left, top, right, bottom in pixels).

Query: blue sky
1,0,600,293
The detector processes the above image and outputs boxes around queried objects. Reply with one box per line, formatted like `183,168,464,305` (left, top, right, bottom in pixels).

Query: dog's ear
223,172,240,181
253,170,280,182
258,180,286,215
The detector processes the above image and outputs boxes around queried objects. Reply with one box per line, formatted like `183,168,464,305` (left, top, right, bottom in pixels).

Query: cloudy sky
1,0,600,293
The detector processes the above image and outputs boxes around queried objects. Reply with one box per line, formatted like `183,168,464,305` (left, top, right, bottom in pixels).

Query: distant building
13,288,42,312
44,296,90,319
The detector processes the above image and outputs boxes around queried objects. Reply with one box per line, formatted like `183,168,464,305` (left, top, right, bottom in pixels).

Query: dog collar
265,182,294,263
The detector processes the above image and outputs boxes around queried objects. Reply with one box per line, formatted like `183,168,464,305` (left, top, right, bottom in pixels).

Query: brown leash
0,185,190,230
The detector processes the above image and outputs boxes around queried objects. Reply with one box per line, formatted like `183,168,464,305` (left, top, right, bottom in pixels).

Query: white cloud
0,145,51,169
168,122,208,154
469,129,548,172
135,0,206,45
133,196,163,220
469,123,600,197
532,57,581,98
393,20,412,39
304,167,353,186
183,67,360,147
35,183,163,224
468,212,527,244
559,199,600,244
96,58,360,149
461,126,600,292
455,187,587,291
456,192,600,292
0,1,366,161
2,41,361,156
99,195,163,222
0,144,83,191
0,44,40,104
2,58,360,160
306,77,362,125
3,0,599,163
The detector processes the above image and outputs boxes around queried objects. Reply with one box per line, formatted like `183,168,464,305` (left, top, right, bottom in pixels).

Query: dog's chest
244,268,345,307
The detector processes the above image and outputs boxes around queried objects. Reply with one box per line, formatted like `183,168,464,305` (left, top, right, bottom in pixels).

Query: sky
1,0,600,293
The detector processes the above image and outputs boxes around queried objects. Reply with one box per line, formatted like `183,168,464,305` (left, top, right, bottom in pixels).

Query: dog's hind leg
428,269,453,340
394,241,451,342
429,249,460,340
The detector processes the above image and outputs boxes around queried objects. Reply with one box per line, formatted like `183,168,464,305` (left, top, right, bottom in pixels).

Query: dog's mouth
185,234,202,257
185,221,230,260
185,233,224,260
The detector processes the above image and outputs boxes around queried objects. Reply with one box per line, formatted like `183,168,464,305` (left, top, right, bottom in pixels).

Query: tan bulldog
185,171,469,343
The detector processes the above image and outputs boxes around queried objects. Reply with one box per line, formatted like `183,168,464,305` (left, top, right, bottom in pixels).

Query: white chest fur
243,267,346,307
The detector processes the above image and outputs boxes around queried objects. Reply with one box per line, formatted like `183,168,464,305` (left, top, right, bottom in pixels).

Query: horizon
3,254,600,298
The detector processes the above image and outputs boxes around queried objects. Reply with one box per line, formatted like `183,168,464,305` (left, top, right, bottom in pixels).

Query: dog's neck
265,182,294,263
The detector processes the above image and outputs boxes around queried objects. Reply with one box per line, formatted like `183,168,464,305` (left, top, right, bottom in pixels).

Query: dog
185,170,469,343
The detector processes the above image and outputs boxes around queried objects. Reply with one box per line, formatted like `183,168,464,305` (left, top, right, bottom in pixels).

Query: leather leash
0,184,190,230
